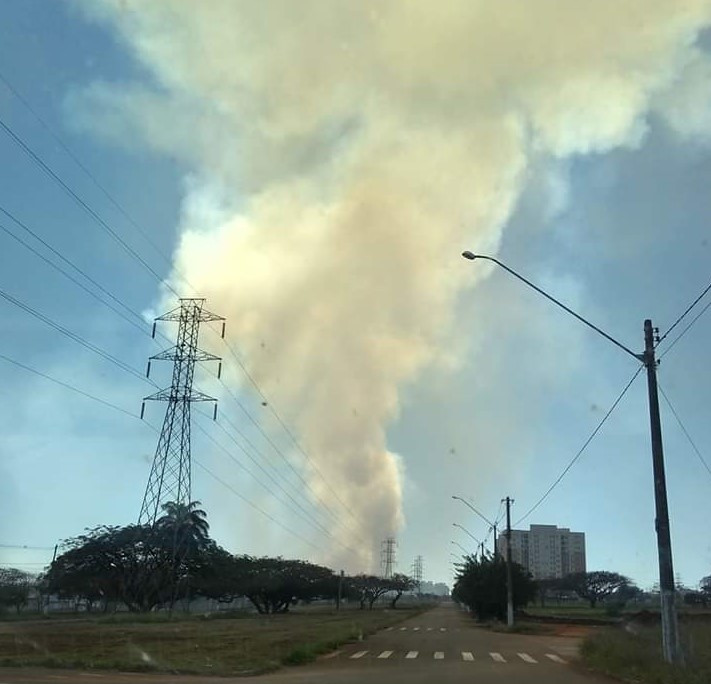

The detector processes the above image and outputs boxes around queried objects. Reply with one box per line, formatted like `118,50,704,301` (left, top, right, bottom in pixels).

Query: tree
389,574,417,608
452,555,536,621
0,568,34,613
45,522,219,612
700,575,711,598
347,575,394,610
563,571,631,608
156,501,210,555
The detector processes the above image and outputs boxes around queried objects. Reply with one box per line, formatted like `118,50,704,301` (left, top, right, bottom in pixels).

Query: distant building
418,581,450,596
497,524,586,580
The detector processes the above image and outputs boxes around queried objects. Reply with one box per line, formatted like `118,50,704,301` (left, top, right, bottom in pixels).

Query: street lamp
452,523,485,558
450,540,470,556
451,496,499,558
462,250,681,664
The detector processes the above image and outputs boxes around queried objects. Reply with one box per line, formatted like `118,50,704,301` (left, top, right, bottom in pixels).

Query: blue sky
1,1,711,591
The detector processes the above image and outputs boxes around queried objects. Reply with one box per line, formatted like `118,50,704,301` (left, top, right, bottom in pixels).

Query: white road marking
426,627,433,631
490,652,506,662
399,626,407,631
546,653,567,664
434,651,445,660
518,652,538,663
377,651,394,659
462,651,474,661
322,650,342,660
350,650,368,659
385,627,393,631
405,651,419,659
439,627,447,632
413,626,420,631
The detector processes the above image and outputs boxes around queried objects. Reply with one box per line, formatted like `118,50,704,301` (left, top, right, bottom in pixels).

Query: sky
1,0,711,590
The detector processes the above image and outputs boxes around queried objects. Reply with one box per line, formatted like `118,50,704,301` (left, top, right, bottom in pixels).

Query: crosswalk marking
490,652,506,663
399,626,407,631
405,651,418,659
546,654,566,664
426,627,433,631
350,651,368,659
462,651,474,661
434,651,444,660
439,627,447,632
377,651,393,659
413,627,420,631
385,627,393,631
322,650,342,660
518,653,537,663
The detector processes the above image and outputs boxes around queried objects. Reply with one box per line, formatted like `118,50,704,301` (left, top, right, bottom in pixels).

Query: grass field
0,605,431,675
581,620,711,684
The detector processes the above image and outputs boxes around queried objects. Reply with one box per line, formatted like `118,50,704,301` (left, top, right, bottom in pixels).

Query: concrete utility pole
643,319,681,664
336,570,344,610
461,252,683,663
504,496,514,627
492,523,498,559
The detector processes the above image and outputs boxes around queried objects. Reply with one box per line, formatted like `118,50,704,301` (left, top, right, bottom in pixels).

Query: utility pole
492,523,498,559
643,319,681,664
336,570,344,610
411,555,424,594
479,541,485,559
139,298,225,525
503,496,514,627
381,538,396,579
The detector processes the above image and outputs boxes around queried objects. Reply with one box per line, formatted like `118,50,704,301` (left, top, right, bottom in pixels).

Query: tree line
451,553,711,620
0,502,417,614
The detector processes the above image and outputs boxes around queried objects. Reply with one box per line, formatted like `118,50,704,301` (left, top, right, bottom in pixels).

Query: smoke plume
74,0,711,570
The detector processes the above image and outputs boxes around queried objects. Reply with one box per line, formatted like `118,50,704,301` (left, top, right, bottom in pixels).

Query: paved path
0,603,613,683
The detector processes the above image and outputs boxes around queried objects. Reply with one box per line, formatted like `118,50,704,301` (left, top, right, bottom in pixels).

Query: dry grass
0,605,430,675
581,619,711,684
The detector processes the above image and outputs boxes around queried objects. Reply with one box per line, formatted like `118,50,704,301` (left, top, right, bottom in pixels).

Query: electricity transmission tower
138,298,225,526
411,555,423,594
381,537,397,578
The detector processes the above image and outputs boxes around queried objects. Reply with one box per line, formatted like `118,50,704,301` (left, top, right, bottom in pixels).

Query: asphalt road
0,603,613,684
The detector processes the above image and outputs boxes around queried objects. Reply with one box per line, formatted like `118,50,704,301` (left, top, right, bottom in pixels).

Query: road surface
0,603,613,684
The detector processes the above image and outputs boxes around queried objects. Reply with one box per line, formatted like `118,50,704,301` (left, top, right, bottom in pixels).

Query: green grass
581,621,711,684
0,605,431,676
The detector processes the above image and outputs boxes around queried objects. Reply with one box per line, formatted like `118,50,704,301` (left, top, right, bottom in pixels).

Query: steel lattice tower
381,538,397,579
138,298,225,526
411,555,423,593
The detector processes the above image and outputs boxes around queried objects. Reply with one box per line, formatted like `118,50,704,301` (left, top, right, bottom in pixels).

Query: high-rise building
497,524,586,580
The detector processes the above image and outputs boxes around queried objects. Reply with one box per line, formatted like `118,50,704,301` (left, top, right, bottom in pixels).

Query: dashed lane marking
490,652,506,663
518,653,538,663
439,627,447,632
405,651,418,659
413,626,420,631
377,651,394,659
399,626,407,631
434,651,445,660
426,627,433,631
546,654,567,664
462,651,474,661
350,650,368,659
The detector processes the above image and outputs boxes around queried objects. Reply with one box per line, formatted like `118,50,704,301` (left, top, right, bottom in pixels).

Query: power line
0,71,175,274
659,297,711,360
0,218,149,338
193,411,340,540
0,286,153,385
0,352,140,419
215,332,361,521
514,365,643,526
0,116,177,296
0,352,326,555
658,384,711,480
0,544,55,551
192,457,319,551
657,276,711,347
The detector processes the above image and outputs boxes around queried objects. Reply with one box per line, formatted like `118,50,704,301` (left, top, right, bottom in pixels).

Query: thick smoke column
76,0,711,569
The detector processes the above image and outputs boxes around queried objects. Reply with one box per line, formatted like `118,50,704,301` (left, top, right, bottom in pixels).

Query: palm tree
157,501,210,553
